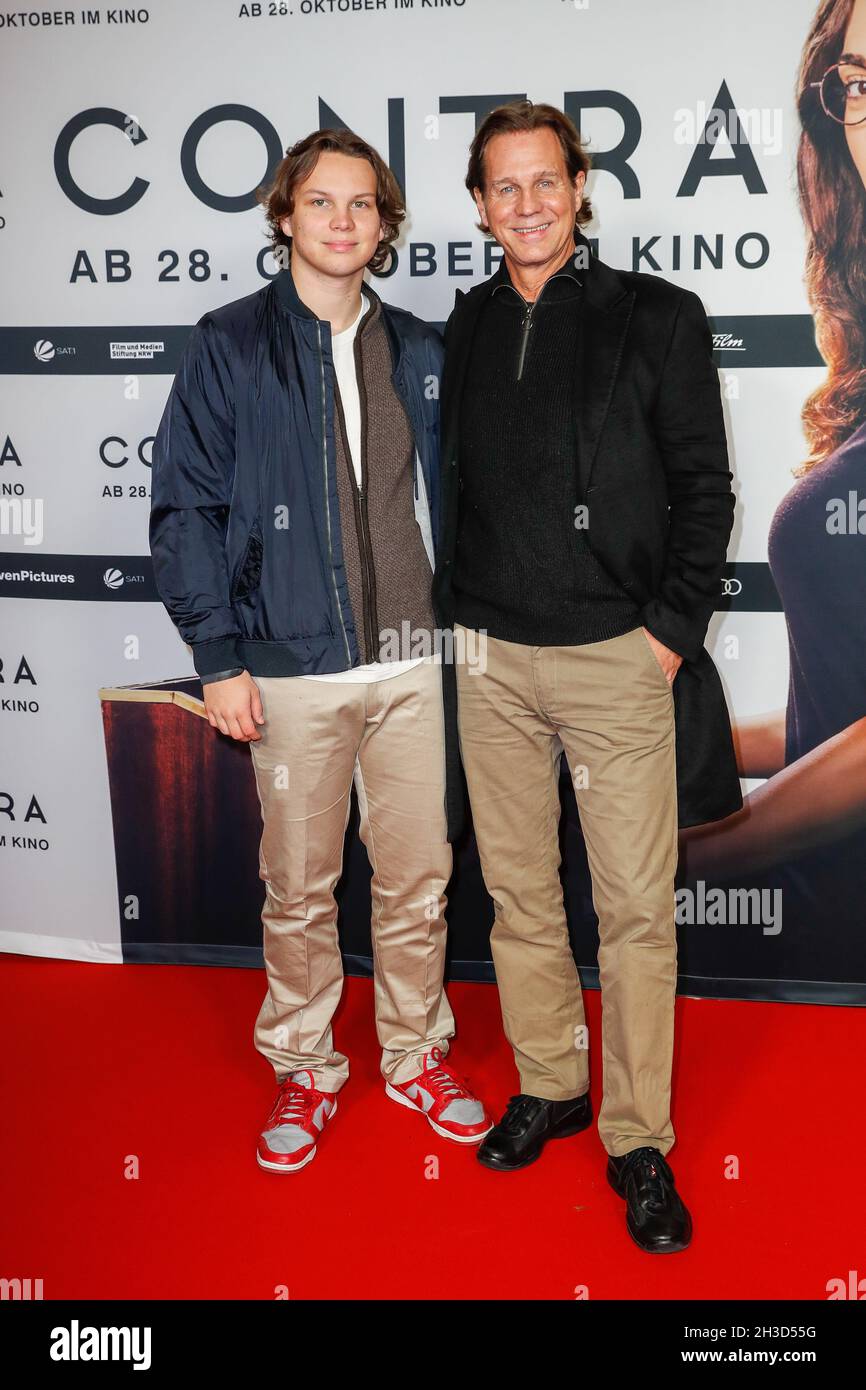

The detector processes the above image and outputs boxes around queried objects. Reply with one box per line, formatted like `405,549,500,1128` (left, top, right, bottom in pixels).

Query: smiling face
279,150,385,277
843,0,866,189
472,126,585,275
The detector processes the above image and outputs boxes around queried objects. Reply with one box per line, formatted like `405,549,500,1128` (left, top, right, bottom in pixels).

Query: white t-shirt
304,289,434,684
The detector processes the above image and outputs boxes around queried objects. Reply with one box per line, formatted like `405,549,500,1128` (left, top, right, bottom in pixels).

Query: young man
433,102,742,1253
150,128,491,1173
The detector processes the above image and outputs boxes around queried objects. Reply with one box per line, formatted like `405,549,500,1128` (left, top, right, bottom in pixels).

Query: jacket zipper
334,381,377,663
316,319,351,665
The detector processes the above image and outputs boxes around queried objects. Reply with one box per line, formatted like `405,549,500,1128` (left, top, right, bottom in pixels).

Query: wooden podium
97,675,501,975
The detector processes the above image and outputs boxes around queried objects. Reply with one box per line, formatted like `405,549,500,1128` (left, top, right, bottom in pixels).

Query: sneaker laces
620,1146,675,1210
265,1079,322,1131
421,1047,471,1103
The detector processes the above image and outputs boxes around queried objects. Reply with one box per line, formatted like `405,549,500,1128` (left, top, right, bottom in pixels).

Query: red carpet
1,954,862,1300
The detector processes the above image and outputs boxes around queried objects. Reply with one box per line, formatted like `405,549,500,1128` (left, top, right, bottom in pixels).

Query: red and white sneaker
257,1069,337,1173
385,1047,492,1144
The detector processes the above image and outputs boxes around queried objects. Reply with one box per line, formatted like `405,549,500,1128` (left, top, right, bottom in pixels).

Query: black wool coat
432,228,744,838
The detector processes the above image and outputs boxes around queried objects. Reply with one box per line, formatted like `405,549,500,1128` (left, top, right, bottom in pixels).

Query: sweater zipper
317,319,351,665
516,302,534,381
510,270,572,382
352,315,379,662
356,482,376,660
336,379,377,662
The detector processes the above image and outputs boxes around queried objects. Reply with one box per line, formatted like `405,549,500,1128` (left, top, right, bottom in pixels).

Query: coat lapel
572,241,635,498
439,284,477,473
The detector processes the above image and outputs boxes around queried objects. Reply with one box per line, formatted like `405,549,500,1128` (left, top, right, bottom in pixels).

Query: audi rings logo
722,577,742,596
34,340,55,362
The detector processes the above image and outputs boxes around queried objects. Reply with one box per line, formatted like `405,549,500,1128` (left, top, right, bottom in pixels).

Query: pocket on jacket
232,521,264,601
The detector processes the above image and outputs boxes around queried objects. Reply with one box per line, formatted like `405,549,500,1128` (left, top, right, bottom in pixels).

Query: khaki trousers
454,623,679,1157
248,659,455,1093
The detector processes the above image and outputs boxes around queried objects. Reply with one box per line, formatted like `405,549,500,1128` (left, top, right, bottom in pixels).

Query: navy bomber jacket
149,262,444,682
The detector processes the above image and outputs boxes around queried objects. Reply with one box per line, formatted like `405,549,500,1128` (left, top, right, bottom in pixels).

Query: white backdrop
0,0,820,960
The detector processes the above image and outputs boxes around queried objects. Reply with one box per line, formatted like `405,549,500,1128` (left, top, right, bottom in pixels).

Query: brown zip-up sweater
332,292,436,665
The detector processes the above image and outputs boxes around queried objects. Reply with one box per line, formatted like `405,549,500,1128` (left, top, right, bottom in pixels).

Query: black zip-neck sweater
452,266,641,646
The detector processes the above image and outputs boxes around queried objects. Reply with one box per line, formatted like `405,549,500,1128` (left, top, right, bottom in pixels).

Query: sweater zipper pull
517,302,533,381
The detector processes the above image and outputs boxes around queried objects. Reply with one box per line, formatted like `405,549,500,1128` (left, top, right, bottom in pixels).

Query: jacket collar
271,251,403,371
273,251,383,326
272,251,314,319
464,227,627,314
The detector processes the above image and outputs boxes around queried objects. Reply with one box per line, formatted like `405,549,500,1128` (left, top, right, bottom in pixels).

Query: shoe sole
256,1099,337,1172
384,1083,493,1144
625,1227,691,1254
606,1165,692,1253
476,1110,593,1172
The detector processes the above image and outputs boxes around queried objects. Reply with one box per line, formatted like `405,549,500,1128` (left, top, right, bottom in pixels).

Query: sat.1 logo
33,339,77,362
102,567,145,591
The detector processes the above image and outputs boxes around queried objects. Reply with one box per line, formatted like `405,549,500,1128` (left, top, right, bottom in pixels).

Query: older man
433,100,741,1253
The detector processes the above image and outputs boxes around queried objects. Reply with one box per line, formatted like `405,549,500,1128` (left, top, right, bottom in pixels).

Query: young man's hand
202,671,265,741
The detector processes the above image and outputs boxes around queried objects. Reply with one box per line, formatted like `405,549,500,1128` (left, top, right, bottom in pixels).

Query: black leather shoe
607,1146,692,1253
476,1091,592,1171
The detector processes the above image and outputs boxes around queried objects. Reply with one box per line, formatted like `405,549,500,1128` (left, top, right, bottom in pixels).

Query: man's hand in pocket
641,628,683,684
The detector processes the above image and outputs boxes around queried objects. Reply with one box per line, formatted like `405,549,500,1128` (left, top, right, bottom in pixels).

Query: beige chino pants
454,623,679,1158
248,658,455,1094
